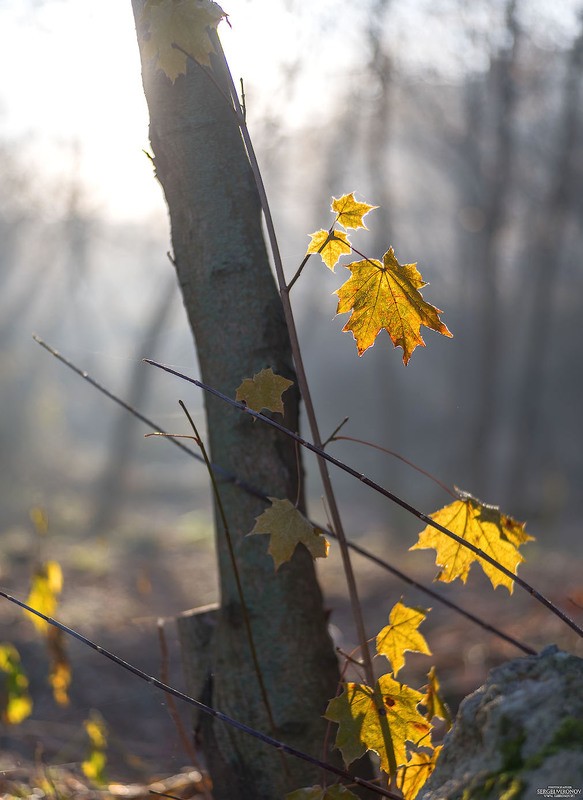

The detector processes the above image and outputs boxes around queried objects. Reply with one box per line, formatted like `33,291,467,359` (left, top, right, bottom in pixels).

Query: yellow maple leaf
325,674,431,775
0,644,33,725
306,229,352,271
248,498,329,570
286,785,359,800
331,193,377,230
398,747,442,800
410,492,534,593
140,0,227,82
376,602,432,677
235,368,293,415
26,561,63,633
335,247,452,362
423,667,451,729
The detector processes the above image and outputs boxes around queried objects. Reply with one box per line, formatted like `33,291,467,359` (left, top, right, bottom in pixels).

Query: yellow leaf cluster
305,193,375,272
140,0,227,82
0,643,33,725
235,368,293,416
249,498,329,570
410,492,534,592
304,192,452,363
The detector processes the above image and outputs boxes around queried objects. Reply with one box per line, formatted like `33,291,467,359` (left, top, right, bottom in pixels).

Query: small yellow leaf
336,248,452,362
235,368,293,416
48,628,71,707
325,675,431,775
398,747,442,800
82,712,108,786
307,229,352,271
331,193,377,230
286,785,359,800
140,0,227,82
376,602,432,677
0,643,33,725
248,498,329,570
26,561,63,633
423,667,451,729
410,491,533,593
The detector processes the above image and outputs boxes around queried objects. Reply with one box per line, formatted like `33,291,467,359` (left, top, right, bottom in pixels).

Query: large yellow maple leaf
335,248,452,362
376,601,432,677
325,675,431,775
140,0,227,82
248,498,329,570
410,492,534,593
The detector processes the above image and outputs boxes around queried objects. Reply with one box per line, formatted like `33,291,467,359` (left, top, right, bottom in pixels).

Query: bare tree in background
505,14,583,511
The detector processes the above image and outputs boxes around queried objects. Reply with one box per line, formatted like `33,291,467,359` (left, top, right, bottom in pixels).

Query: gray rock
419,646,583,800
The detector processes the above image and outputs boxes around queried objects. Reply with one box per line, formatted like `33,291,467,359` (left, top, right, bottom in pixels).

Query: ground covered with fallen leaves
0,497,582,799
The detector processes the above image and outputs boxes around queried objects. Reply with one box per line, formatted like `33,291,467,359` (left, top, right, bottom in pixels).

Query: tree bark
131,7,340,798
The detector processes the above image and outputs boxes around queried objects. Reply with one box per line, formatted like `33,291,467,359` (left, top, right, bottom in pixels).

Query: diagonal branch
144,358,583,640
32,335,535,655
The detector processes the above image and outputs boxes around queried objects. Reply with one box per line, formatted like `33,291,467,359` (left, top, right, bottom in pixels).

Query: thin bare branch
32,335,535,655
0,589,398,799
145,358,583,640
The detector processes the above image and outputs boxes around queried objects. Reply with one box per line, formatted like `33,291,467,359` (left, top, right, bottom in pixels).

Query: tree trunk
131,7,340,798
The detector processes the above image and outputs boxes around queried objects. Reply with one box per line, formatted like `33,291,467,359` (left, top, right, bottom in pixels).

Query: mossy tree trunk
131,7,340,798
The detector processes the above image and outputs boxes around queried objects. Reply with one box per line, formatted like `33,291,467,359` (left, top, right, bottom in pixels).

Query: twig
144,359,583,641
0,589,399,800
178,401,284,764
332,435,456,498
32,335,535,654
156,619,210,796
31,336,266,502
322,417,350,449
287,222,337,291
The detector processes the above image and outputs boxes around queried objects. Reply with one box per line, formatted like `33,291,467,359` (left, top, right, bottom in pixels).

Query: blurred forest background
1,0,583,788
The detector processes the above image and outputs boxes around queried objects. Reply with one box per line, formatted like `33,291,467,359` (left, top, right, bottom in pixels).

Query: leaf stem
208,28,377,690
286,252,312,292
332,435,457,498
145,359,583,642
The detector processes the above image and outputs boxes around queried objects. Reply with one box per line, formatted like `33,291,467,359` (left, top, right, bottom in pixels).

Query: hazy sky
0,0,579,222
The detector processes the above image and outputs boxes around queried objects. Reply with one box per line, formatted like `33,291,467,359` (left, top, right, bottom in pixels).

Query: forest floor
1,497,582,799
